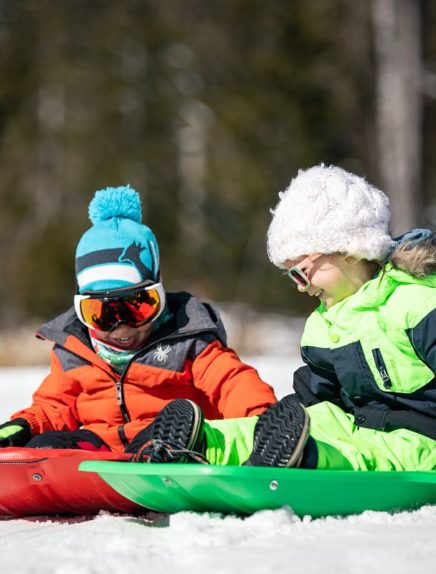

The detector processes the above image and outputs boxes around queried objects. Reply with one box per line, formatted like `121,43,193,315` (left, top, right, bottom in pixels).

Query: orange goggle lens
77,287,162,331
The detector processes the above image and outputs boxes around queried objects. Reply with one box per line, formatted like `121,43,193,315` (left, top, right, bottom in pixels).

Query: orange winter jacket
12,292,277,452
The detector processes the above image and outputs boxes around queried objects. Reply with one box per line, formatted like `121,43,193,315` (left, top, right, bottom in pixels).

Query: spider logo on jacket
153,344,172,364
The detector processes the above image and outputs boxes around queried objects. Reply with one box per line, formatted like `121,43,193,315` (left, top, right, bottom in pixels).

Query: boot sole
152,399,204,454
247,395,309,467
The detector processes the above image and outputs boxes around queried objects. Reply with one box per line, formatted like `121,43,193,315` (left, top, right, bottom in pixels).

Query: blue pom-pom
89,185,142,224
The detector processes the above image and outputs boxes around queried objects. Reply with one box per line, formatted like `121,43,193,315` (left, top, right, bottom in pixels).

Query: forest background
0,0,435,362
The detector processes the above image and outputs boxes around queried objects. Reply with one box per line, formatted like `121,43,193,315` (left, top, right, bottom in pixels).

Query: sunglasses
285,254,325,290
74,281,166,332
286,266,311,289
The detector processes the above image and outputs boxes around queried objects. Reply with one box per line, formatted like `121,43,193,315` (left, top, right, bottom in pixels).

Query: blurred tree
372,0,422,235
0,0,434,328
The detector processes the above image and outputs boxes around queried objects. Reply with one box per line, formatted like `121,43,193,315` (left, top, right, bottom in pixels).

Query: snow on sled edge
0,447,146,517
80,461,436,518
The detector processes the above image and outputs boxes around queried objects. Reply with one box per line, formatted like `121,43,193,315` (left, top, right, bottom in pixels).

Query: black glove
0,418,32,447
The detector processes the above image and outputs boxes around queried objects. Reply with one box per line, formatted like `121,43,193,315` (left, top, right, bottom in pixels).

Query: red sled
0,447,145,517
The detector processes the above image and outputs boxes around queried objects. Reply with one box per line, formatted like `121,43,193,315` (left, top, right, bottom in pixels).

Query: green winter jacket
294,264,436,439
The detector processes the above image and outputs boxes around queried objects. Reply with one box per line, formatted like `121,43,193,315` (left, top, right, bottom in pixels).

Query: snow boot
131,399,208,464
243,394,310,467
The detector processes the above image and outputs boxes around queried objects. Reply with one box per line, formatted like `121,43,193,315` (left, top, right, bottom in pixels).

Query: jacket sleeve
293,365,347,409
191,339,277,418
11,348,82,435
407,308,436,372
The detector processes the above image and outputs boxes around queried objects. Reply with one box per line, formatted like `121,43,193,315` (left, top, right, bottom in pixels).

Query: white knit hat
267,164,394,267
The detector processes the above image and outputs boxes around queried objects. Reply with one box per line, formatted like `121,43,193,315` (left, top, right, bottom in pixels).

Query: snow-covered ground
0,361,435,574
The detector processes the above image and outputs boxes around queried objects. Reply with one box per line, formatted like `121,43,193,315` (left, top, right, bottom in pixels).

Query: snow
0,361,435,574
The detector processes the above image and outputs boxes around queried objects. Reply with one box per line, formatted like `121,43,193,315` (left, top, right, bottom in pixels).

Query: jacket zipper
112,332,189,445
114,376,132,448
113,327,212,411
372,348,392,389
114,379,130,423
53,327,217,448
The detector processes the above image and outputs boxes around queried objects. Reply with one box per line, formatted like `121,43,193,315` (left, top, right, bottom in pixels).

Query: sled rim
80,461,436,518
80,461,436,482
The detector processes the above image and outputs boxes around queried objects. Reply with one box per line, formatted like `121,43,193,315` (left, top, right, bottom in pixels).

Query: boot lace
130,439,209,464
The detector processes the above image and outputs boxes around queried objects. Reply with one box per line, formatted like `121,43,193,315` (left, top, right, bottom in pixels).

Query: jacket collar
316,263,435,320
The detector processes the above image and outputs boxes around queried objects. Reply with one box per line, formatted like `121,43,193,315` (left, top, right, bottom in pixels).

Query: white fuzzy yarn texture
267,164,394,267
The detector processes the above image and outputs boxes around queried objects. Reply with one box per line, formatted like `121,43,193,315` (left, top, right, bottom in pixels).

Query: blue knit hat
75,186,160,293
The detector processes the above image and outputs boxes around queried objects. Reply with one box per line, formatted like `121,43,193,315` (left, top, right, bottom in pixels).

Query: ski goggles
74,281,165,332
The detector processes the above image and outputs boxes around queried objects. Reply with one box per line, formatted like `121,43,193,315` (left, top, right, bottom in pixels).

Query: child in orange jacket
0,186,276,453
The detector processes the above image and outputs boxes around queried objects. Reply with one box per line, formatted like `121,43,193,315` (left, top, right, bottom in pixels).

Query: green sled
80,461,436,518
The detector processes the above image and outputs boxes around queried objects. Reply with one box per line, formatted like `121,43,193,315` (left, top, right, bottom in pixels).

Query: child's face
93,321,154,350
284,254,364,308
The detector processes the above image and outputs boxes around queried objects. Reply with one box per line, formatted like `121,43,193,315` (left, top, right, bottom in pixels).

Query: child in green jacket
134,164,436,471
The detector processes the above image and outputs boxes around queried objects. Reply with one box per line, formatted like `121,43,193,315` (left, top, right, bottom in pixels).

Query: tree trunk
372,0,422,235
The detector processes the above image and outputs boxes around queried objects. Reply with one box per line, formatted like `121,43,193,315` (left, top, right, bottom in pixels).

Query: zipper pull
114,378,130,423
115,381,123,404
372,348,392,389
379,366,392,389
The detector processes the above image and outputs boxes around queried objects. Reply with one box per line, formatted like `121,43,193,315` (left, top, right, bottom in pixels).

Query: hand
0,419,32,447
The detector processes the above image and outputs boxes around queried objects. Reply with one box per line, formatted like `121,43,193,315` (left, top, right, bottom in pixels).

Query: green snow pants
203,401,436,471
